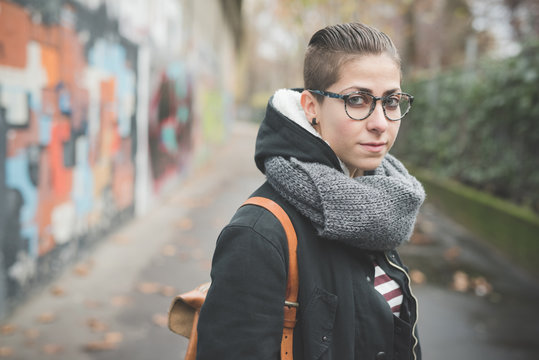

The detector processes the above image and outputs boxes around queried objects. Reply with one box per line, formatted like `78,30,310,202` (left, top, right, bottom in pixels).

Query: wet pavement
401,203,539,360
0,121,538,359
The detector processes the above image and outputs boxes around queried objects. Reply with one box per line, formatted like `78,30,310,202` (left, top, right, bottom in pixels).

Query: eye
346,94,370,108
384,95,401,110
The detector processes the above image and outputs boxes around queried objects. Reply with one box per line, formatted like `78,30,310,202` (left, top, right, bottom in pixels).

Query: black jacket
197,91,421,360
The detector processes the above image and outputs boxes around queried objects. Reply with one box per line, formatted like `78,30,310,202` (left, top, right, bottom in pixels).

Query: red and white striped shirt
373,262,403,317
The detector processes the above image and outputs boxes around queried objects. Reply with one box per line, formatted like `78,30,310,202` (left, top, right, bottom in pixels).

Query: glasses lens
384,94,411,120
345,93,373,120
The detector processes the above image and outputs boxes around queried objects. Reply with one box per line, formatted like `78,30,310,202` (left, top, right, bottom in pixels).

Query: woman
197,23,425,360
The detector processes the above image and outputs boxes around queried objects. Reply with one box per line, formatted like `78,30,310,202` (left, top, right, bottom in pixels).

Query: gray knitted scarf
264,154,425,251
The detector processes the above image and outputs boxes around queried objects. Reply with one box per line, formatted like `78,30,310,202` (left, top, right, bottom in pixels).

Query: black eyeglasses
308,89,414,121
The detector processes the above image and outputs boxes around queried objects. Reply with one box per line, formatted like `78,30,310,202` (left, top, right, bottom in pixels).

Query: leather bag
168,196,299,360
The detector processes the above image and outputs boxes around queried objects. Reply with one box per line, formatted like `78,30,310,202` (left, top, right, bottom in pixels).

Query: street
0,121,538,360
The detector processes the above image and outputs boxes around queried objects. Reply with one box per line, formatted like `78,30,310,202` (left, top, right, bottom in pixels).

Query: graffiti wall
0,0,240,319
148,64,195,191
0,0,138,314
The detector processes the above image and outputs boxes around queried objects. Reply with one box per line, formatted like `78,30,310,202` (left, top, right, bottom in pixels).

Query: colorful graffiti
148,63,195,191
0,0,137,303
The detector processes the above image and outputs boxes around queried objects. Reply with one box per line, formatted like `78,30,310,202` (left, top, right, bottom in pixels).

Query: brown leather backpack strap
242,197,298,360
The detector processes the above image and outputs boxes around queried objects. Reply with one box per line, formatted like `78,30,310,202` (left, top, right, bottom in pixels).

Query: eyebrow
343,87,401,96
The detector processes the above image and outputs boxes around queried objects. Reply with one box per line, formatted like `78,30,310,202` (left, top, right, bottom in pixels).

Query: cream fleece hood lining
270,88,350,175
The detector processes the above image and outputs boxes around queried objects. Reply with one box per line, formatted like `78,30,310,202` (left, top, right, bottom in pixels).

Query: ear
300,90,318,122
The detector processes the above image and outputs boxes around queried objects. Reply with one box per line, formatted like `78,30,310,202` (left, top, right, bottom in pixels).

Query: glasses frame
308,89,414,121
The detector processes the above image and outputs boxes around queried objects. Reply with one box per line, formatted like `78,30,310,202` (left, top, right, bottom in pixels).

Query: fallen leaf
137,282,161,295
42,344,64,355
409,269,427,285
152,313,168,328
37,312,56,324
451,271,469,292
472,276,493,297
104,332,123,344
50,285,66,297
86,318,109,332
83,340,116,352
161,245,177,257
113,236,131,244
160,286,176,297
110,295,132,307
178,236,197,247
174,218,193,231
74,263,92,276
178,252,191,261
443,247,461,262
191,248,206,260
409,231,433,245
417,218,436,235
83,332,123,352
84,299,103,309
0,324,16,336
0,347,14,357
23,328,40,340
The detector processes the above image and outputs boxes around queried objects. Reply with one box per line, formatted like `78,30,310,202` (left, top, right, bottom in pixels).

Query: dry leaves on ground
83,332,123,352
23,328,40,345
443,246,461,262
84,299,103,309
178,236,197,247
36,312,56,324
472,276,493,297
452,271,470,292
451,271,493,296
42,344,64,355
409,231,433,245
160,286,176,297
174,218,194,231
86,318,109,332
191,248,206,261
110,295,133,307
0,347,14,357
0,324,16,336
409,269,427,285
50,285,66,297
161,245,177,257
74,261,94,277
112,236,131,245
137,283,177,298
137,282,162,295
152,313,169,328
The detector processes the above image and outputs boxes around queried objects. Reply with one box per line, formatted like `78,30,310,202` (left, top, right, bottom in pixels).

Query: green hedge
394,42,539,212
414,168,539,276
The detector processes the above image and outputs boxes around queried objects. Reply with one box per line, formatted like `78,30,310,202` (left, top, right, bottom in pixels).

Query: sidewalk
0,121,265,360
0,120,538,360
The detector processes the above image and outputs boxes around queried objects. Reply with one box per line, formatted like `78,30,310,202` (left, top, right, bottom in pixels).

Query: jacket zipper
385,253,419,360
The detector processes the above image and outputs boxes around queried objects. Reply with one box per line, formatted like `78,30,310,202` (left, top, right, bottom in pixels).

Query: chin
358,158,384,172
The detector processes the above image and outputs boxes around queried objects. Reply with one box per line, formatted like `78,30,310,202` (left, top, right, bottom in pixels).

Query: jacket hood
254,88,343,174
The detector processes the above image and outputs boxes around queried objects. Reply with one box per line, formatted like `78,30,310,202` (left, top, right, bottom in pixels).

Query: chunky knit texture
265,154,425,250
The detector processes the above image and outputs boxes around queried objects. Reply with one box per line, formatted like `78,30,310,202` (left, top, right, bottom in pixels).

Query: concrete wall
0,0,240,319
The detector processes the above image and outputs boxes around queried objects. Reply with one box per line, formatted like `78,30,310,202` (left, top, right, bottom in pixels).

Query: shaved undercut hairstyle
304,23,401,101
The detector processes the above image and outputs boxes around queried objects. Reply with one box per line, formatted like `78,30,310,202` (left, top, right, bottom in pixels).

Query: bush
394,42,539,212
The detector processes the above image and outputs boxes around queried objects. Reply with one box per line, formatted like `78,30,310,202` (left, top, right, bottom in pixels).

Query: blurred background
0,0,538,359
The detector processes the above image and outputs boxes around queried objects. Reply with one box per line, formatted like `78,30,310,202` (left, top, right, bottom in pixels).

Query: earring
311,117,318,125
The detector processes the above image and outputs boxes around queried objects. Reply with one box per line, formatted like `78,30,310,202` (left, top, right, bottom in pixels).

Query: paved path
0,121,537,359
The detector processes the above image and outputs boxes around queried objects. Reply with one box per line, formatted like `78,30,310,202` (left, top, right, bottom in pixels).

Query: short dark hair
304,23,401,99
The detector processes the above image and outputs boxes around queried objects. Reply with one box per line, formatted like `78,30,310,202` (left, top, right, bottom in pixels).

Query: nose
366,101,388,133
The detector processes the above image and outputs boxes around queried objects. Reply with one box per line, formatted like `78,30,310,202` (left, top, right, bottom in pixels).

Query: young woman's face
302,54,402,176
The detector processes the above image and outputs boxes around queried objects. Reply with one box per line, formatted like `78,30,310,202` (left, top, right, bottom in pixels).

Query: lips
360,142,387,153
